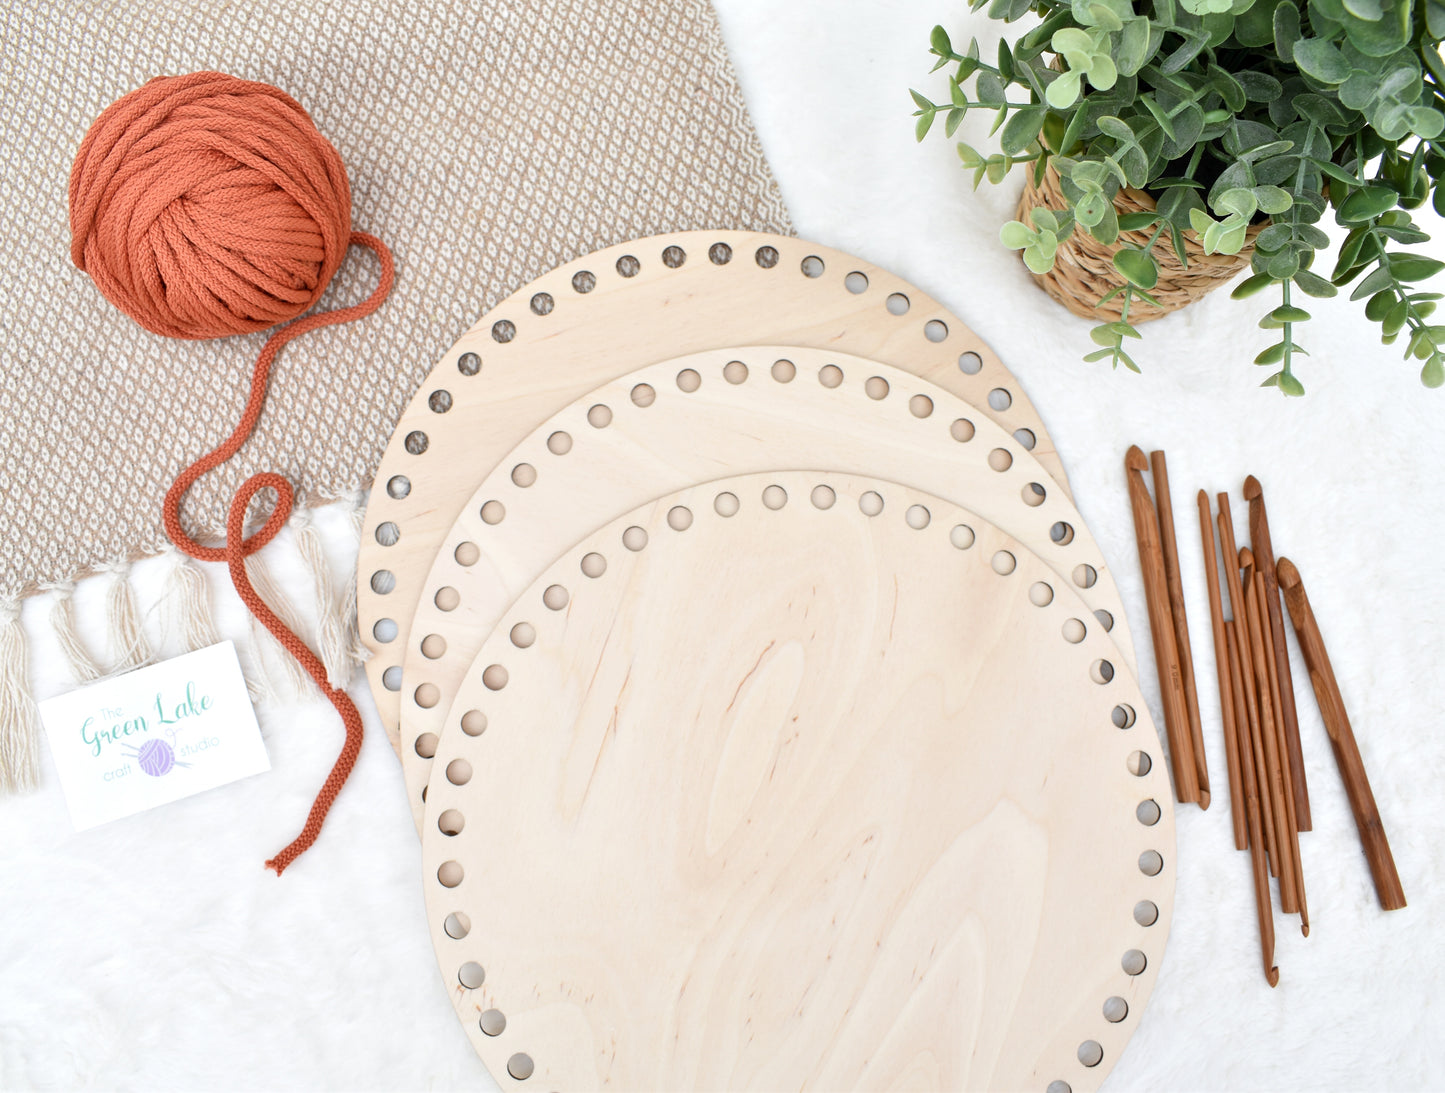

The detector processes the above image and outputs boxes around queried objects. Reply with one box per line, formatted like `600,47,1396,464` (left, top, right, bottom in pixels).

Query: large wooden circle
396,348,1136,817
422,472,1174,1093
360,230,1070,738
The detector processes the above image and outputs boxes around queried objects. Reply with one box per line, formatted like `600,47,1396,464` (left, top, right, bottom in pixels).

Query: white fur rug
2,1,1442,1089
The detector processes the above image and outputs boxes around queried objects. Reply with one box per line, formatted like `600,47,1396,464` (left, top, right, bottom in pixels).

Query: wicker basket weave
1017,164,1263,323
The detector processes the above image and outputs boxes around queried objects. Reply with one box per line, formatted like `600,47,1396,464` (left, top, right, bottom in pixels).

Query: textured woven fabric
0,0,790,599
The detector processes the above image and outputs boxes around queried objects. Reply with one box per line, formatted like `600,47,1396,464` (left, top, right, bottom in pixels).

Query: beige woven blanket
0,0,790,601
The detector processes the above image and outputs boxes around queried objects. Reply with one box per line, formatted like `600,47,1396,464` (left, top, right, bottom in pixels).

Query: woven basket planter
1016,164,1263,323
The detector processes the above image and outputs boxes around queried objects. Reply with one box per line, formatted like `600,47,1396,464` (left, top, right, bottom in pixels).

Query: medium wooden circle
422,472,1173,1092
396,349,1135,817
358,231,1071,742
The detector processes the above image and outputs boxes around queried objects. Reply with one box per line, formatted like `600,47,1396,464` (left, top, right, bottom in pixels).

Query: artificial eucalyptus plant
911,0,1445,391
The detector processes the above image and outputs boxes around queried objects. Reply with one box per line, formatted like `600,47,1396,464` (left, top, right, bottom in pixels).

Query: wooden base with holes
395,348,1134,820
421,472,1173,1092
359,231,1072,746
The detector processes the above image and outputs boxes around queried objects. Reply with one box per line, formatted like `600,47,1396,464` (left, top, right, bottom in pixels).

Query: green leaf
1271,304,1313,321
915,110,936,142
1045,69,1083,109
1032,207,1062,233
957,142,985,168
930,25,953,56
1001,107,1047,154
1023,245,1057,273
1114,248,1161,288
1233,272,1275,298
1119,211,1161,231
1388,253,1445,281
1255,342,1288,364
910,89,935,112
1236,70,1285,102
1000,221,1035,249
1292,37,1352,81
1338,186,1400,223
1216,187,1260,219
1273,0,1301,62
945,107,966,137
976,72,1006,107
1350,265,1398,300
1294,269,1339,297
1383,298,1410,334
1423,355,1445,386
1278,371,1307,395
1252,185,1293,214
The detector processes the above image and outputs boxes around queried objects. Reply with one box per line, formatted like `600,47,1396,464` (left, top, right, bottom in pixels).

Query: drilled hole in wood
414,683,440,709
1091,658,1115,685
404,431,428,455
909,393,933,418
510,622,536,648
507,1053,534,1081
616,254,640,277
457,351,480,376
461,710,487,736
547,431,572,455
382,665,401,691
714,492,740,517
865,375,889,400
581,552,607,577
958,350,983,375
845,270,869,293
667,506,694,530
438,860,463,887
435,586,460,611
622,526,649,551
1102,996,1129,1023
1051,521,1075,545
631,383,656,407
1134,900,1159,926
801,255,824,277
1096,608,1116,631
1047,1082,1072,1093
950,418,975,443
571,270,595,293
950,524,975,550
587,404,612,428
723,360,749,384
1113,703,1137,729
421,634,447,659
370,569,395,594
1014,427,1037,450
511,463,536,487
1062,618,1086,644
886,292,910,315
429,389,453,413
444,912,471,939
662,245,686,268
676,368,701,393
1128,750,1152,776
1074,563,1098,589
811,485,835,509
414,732,438,759
491,320,515,343
373,618,397,642
529,292,553,316
762,485,788,510
1139,849,1164,876
859,491,884,517
386,474,410,499
988,448,1013,472
1122,948,1148,975
543,584,569,610
1022,482,1046,507
480,1009,506,1036
1029,582,1054,607
480,500,505,525
482,664,509,690
924,319,949,342
1078,1040,1103,1068
769,358,796,382
1137,799,1161,826
438,808,465,836
375,522,400,546
988,387,1013,411
819,364,843,388
755,245,779,268
905,504,930,529
455,541,480,566
708,242,732,264
458,961,484,989
991,550,1017,576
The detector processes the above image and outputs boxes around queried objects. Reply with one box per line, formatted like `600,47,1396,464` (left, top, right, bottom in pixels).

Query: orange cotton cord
163,233,394,874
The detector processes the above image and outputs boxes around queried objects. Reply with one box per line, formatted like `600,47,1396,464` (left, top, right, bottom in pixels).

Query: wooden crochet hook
1227,619,1278,986
1277,558,1406,911
1244,551,1299,912
1199,491,1245,849
1245,476,1311,831
1125,447,1198,803
1153,452,1209,808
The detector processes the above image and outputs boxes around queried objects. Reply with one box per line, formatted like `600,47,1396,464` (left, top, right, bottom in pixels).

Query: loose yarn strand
101,559,155,673
0,598,40,792
70,72,395,874
293,507,353,689
42,581,105,683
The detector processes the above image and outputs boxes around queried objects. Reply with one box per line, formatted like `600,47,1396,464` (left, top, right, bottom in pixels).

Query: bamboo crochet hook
1199,491,1246,849
1228,619,1279,986
1278,558,1406,911
1245,476,1311,831
1153,452,1210,808
1125,447,1198,803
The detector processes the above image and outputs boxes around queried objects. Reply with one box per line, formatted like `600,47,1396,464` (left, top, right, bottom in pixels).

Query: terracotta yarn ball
68,70,353,341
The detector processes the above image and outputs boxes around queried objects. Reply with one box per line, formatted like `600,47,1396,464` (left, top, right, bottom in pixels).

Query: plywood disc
422,472,1174,1093
396,348,1135,819
360,231,1069,738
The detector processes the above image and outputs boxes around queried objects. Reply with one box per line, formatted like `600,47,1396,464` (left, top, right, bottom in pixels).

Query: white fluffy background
3,1,1444,1088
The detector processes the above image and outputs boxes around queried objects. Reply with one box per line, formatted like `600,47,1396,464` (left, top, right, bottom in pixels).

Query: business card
39,641,270,830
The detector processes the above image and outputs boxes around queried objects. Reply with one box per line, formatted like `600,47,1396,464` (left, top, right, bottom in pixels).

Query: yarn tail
0,598,40,792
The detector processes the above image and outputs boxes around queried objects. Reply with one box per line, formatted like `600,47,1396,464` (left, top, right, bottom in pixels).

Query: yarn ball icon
136,739,177,777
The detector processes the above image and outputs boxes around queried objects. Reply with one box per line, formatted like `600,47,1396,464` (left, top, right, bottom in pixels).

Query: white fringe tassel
101,559,154,673
160,548,268,705
343,490,369,671
245,549,314,700
42,581,104,684
0,597,40,792
293,507,351,690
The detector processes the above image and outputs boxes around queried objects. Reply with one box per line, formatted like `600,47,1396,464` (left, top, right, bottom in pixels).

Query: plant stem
1280,280,1294,385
